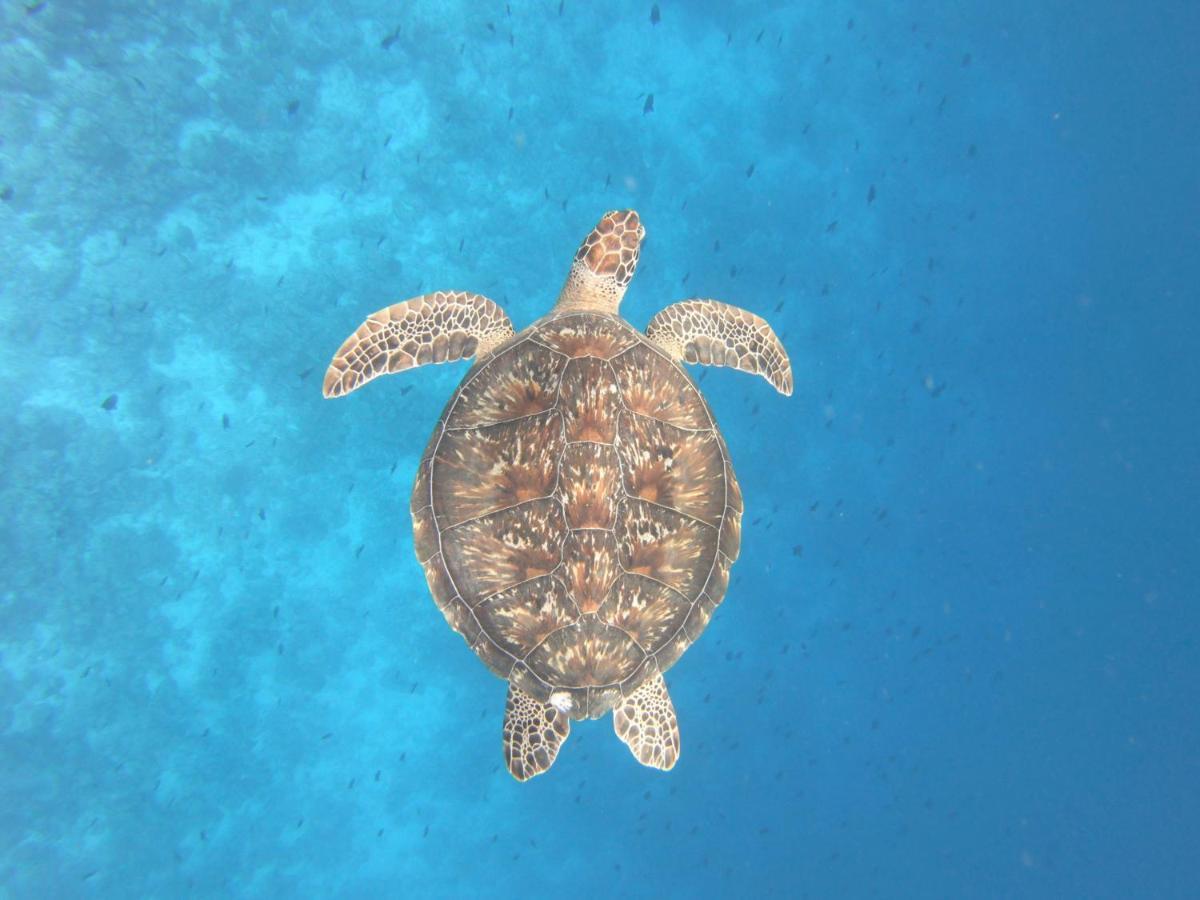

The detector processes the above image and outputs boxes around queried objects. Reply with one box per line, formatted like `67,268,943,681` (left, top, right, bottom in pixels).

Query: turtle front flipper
645,299,793,396
613,671,680,771
503,682,571,781
323,291,515,398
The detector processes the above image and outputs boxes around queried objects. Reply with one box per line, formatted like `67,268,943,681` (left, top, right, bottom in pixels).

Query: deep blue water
2,0,1198,896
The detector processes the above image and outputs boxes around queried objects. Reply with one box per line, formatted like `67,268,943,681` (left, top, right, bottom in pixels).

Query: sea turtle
323,210,791,780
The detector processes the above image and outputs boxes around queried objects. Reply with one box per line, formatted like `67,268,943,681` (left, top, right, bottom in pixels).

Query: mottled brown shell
411,312,742,719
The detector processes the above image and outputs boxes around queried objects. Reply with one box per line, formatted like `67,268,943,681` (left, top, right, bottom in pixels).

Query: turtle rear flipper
646,299,793,396
323,291,514,398
503,682,571,781
613,671,680,771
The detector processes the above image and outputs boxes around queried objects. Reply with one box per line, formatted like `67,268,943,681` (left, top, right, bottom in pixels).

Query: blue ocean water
2,0,1198,895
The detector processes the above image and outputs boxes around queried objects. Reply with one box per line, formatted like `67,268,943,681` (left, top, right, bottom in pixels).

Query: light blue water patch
1,0,1198,897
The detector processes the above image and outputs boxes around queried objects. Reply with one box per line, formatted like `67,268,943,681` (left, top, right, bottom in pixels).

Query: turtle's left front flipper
323,290,515,398
646,299,793,396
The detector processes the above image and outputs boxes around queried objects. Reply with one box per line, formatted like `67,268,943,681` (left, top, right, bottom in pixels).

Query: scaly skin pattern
322,291,514,398
646,299,794,396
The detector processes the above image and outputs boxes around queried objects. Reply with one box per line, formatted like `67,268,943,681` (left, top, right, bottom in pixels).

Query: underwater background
2,0,1198,896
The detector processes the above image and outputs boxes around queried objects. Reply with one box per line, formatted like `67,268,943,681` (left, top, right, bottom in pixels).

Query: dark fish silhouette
101,394,118,411
867,184,876,203
643,93,654,114
287,99,300,116
746,162,756,178
650,4,660,24
381,27,400,49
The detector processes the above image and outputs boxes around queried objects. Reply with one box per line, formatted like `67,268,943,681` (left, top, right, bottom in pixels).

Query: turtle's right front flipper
323,291,515,398
645,299,793,396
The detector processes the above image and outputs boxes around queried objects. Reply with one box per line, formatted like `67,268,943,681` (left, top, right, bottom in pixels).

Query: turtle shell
410,310,742,719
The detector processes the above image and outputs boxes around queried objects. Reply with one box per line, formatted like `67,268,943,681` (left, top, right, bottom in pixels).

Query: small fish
755,29,764,43
746,162,756,178
381,27,401,49
286,99,300,116
558,0,563,14
826,220,838,233
298,367,313,381
383,133,392,147
101,394,118,411
458,237,465,252
867,184,876,203
713,239,720,252
650,4,660,25
604,173,611,189
961,53,972,67
507,106,513,120
222,413,230,429
643,93,654,115
0,186,13,202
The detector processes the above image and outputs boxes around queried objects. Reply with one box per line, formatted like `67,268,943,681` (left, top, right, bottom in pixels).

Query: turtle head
554,210,645,314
